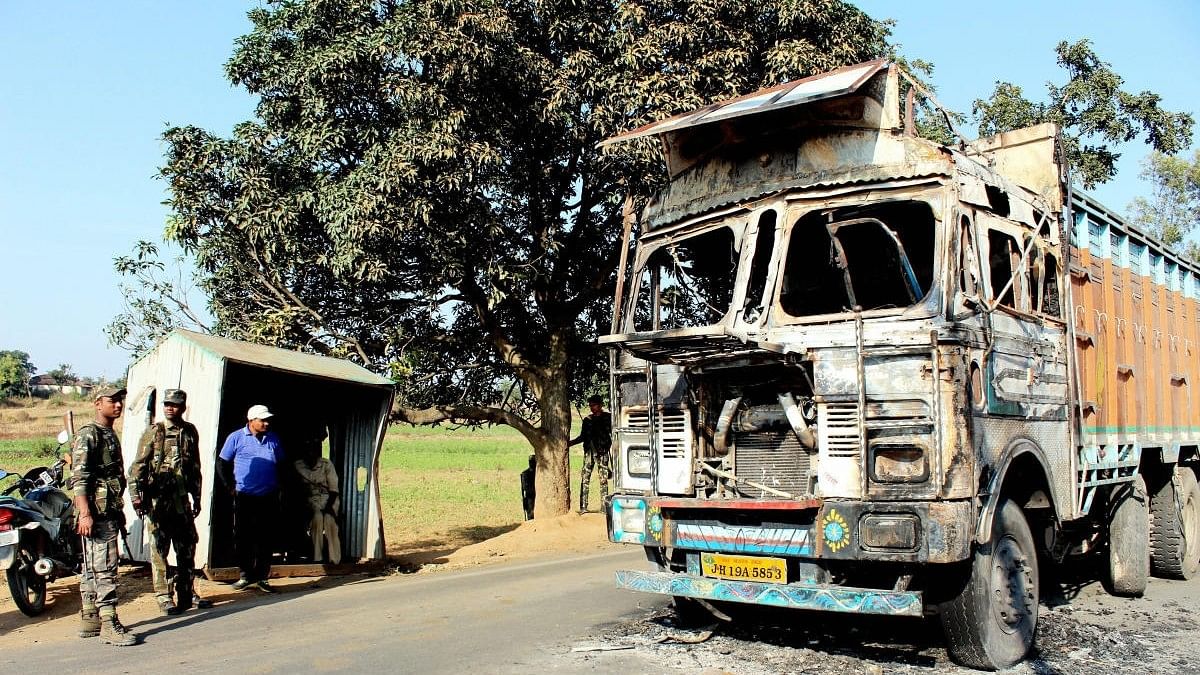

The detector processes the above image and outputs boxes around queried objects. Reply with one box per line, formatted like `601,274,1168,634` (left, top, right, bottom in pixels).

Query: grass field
0,403,605,556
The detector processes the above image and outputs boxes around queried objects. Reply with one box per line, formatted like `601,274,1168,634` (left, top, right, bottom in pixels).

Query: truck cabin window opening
634,226,738,332
780,201,935,317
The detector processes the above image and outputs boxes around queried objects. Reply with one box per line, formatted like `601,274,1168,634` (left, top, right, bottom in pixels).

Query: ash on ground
570,598,1186,674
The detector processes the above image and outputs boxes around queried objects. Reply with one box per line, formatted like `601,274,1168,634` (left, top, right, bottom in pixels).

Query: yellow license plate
701,553,787,584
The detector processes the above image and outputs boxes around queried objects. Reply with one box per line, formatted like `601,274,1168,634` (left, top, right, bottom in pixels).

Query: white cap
247,404,274,421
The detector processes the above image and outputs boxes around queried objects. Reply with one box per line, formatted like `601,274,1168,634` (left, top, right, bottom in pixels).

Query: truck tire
938,498,1038,670
1150,467,1200,580
1106,475,1149,596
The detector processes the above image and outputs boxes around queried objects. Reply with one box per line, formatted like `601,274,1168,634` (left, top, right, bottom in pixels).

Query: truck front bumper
616,569,923,617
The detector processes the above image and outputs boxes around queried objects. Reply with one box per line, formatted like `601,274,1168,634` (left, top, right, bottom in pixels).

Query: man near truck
128,388,213,615
69,386,137,646
569,395,612,513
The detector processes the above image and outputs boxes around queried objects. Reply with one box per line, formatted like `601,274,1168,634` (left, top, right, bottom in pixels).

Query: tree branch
392,403,543,447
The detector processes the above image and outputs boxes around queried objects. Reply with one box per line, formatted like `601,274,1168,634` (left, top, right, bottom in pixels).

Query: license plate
0,529,17,546
701,553,787,584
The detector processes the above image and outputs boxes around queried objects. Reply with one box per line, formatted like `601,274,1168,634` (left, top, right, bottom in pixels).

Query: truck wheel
1106,475,1149,596
939,498,1038,670
1150,468,1200,579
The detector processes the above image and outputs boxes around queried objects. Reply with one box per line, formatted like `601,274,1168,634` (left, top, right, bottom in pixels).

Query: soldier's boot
156,593,181,616
78,606,100,638
98,608,138,646
173,574,193,612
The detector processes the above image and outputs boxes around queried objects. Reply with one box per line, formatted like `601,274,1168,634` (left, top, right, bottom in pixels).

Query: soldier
69,386,137,646
569,395,612,513
128,388,213,615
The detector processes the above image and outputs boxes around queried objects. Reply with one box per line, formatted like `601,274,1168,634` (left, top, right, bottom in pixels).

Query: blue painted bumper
615,569,923,617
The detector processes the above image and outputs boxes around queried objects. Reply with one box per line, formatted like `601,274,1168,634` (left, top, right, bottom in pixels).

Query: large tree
973,39,1193,189
156,0,890,516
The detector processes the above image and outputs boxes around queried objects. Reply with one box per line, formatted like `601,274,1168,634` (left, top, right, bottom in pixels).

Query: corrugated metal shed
120,330,395,573
163,329,393,387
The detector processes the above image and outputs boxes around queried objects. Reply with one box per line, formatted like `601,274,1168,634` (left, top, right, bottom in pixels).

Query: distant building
28,374,93,397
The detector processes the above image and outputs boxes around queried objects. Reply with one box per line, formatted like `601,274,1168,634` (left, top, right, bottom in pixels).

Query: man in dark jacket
569,395,612,513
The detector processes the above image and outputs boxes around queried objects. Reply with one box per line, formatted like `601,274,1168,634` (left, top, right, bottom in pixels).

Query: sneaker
256,580,276,594
193,594,214,609
231,578,252,591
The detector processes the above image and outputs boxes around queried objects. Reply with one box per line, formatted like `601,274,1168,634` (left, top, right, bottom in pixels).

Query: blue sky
1,1,1197,379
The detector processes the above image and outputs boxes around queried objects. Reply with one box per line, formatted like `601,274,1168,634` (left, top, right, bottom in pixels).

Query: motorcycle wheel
7,547,47,616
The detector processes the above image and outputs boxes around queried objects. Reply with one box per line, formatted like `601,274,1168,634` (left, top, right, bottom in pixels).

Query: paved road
3,548,665,674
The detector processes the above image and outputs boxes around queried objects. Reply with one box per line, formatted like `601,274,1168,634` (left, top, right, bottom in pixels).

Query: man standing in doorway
69,386,137,646
128,388,213,614
218,404,283,592
569,395,612,514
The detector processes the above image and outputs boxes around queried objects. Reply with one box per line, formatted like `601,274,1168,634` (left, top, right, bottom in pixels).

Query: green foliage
156,0,890,451
107,239,212,357
1128,150,1200,251
973,39,1194,189
0,350,35,399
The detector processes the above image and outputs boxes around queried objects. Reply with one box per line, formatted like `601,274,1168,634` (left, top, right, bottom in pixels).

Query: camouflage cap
164,389,187,405
93,386,127,401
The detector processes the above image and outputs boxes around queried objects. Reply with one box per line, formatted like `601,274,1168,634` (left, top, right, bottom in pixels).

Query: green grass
0,438,63,472
1,423,609,553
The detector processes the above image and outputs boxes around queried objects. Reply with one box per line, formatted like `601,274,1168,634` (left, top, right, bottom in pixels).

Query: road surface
2,548,666,674
5,547,1200,674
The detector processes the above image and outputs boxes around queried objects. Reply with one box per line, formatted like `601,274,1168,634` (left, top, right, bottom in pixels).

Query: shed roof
166,329,393,387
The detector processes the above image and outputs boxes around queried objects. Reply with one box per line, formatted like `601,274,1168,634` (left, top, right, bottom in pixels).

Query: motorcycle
0,431,82,616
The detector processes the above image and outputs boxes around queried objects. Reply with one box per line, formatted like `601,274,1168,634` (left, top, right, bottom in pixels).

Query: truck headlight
627,446,651,477
870,444,928,483
610,497,647,544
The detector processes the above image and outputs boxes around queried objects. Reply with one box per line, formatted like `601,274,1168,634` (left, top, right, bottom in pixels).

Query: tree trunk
533,372,573,518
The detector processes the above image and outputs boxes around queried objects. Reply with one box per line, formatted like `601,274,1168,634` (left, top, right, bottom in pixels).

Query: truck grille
819,402,861,458
733,431,813,497
658,409,688,459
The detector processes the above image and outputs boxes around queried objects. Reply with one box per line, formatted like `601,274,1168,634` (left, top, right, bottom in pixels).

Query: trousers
308,507,342,564
234,492,278,582
580,452,611,511
80,519,120,608
146,511,197,599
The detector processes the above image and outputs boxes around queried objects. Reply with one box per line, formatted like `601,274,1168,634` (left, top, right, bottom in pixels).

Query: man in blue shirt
218,404,284,592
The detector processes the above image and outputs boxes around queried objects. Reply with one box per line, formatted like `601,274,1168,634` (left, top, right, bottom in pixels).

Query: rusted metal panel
600,59,890,148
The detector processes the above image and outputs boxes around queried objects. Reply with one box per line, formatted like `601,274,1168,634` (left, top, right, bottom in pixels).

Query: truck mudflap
615,569,923,617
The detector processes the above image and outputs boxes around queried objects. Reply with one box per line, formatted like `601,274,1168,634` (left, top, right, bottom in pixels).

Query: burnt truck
598,59,1200,670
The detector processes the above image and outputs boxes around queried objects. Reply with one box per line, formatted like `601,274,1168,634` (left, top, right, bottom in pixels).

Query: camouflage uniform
68,422,126,617
129,418,202,611
577,411,612,512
